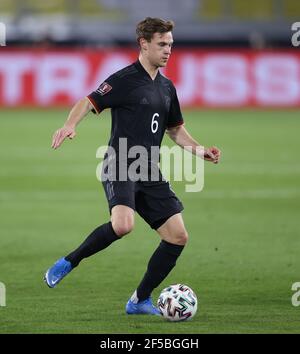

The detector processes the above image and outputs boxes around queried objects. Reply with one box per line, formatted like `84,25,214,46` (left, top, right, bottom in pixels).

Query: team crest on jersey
96,82,112,96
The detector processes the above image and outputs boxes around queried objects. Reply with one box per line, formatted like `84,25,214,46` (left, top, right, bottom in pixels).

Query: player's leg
133,213,187,303
110,205,135,237
44,179,135,288
44,205,134,288
65,205,134,267
156,213,188,245
126,182,185,315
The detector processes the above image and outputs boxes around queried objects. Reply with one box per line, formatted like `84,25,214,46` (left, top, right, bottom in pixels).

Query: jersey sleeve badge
96,82,112,96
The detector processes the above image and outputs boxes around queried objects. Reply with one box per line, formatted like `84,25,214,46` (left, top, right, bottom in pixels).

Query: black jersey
87,60,184,161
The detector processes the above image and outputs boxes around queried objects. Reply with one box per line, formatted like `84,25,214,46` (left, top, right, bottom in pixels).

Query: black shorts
102,179,184,230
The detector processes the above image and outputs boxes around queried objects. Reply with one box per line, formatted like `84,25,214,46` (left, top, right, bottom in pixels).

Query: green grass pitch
0,108,300,333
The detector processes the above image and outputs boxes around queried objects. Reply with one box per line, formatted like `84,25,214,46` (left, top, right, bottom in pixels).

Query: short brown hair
136,17,174,45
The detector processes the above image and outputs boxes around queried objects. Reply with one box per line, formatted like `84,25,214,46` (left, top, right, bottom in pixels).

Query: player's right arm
51,97,93,149
52,75,123,149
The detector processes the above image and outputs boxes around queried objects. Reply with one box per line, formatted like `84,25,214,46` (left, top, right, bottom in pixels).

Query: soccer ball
157,284,198,321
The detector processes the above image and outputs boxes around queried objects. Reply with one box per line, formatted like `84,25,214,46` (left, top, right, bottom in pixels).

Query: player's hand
51,126,76,149
204,146,221,164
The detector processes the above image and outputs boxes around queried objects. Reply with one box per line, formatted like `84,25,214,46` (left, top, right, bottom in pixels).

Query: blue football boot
44,257,72,288
126,293,161,316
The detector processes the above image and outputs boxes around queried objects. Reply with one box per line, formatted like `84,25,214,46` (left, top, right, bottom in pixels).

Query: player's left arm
166,125,221,164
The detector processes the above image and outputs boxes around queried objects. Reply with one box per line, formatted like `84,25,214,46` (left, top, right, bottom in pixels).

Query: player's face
146,32,173,68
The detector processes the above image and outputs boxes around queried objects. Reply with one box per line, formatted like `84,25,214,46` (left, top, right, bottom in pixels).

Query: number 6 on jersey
151,113,159,133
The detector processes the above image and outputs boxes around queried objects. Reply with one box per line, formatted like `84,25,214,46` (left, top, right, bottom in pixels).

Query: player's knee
112,219,134,237
174,229,189,245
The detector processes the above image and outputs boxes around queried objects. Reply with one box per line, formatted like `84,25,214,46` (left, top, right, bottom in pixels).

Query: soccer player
44,17,221,315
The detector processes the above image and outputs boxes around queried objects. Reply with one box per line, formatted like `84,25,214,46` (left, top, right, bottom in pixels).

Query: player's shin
65,222,120,267
134,240,185,302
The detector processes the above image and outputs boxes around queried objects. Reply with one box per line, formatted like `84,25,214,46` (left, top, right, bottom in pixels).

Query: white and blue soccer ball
157,284,198,321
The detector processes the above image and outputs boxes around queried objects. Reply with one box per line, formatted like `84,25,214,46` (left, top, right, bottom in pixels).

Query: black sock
136,240,185,302
65,222,120,268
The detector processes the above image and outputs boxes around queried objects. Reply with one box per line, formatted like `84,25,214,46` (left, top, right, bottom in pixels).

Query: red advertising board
0,48,300,108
